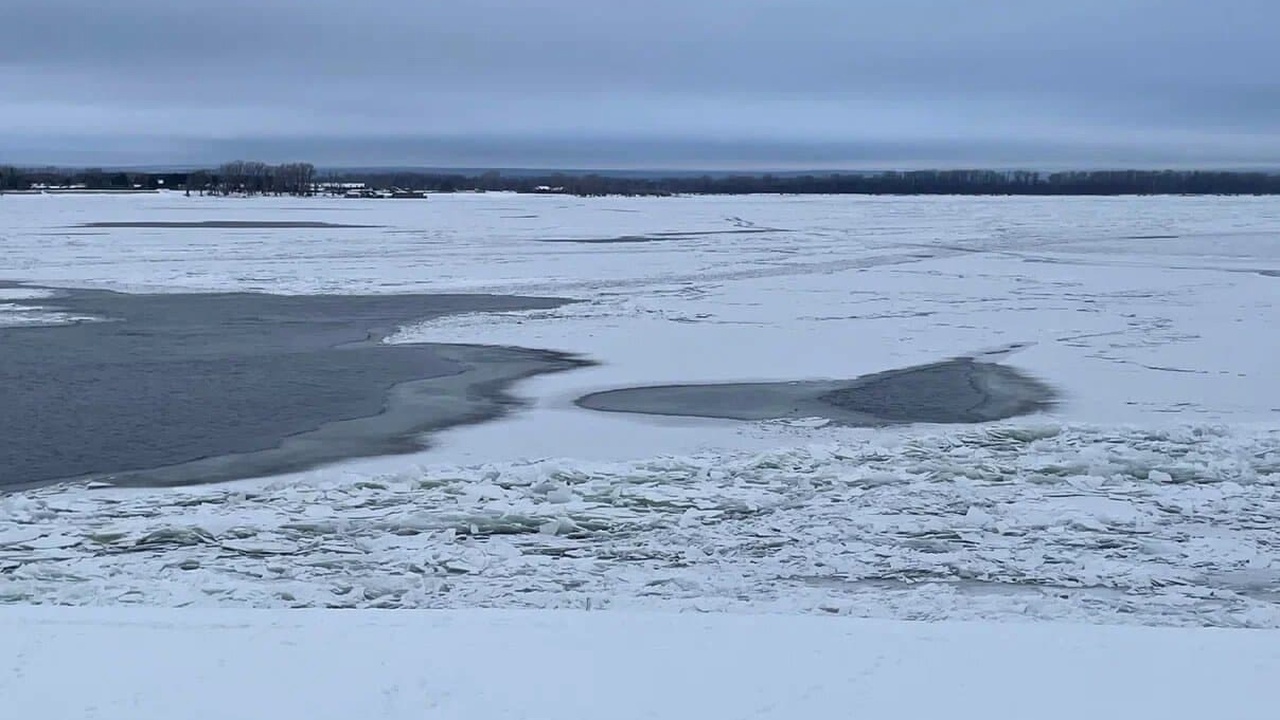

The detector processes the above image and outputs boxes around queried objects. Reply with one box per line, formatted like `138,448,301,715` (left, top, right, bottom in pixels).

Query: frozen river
2,191,1279,626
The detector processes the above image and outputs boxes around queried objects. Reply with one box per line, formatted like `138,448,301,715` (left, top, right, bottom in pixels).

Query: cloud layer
3,0,1278,167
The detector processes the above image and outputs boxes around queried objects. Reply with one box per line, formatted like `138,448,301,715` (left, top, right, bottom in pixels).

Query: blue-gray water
0,284,585,490
1,283,1057,492
576,359,1058,425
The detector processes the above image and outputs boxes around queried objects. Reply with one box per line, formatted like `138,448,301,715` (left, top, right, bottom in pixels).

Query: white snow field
3,192,1280,716
4,607,1278,720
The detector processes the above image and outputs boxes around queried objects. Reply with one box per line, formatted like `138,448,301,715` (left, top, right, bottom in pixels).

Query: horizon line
7,163,1280,176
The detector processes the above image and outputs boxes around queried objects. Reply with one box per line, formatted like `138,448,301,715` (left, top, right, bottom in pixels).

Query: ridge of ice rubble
3,422,1279,626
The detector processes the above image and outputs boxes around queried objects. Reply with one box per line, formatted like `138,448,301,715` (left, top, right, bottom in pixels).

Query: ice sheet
9,191,1279,457
3,192,1279,626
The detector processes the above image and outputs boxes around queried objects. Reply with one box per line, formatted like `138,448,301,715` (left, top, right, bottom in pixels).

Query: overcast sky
3,0,1278,169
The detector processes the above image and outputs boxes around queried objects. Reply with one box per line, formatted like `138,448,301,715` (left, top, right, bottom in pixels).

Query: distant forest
4,162,1280,197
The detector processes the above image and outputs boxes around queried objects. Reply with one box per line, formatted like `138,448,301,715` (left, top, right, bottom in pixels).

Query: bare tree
243,161,269,195
82,168,106,190
216,161,246,195
296,162,315,196
186,170,210,196
0,165,21,190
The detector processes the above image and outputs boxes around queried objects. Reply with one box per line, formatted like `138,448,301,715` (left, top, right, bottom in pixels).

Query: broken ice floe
2,423,1278,627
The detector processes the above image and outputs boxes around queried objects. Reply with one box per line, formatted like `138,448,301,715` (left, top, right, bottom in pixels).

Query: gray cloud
2,0,1278,168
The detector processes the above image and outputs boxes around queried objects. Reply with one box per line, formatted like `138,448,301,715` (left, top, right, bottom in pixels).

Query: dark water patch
77,221,379,229
537,228,776,244
539,236,664,245
0,284,588,490
576,359,1057,426
32,232,110,237
646,229,777,237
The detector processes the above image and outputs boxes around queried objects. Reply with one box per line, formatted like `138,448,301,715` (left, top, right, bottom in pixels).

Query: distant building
313,181,368,195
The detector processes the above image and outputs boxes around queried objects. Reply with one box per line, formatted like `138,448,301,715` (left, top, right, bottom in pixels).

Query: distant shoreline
5,163,1280,197
1,189,159,195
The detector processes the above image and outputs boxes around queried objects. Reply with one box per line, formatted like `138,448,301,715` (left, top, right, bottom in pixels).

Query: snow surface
3,607,1278,720
3,192,1279,627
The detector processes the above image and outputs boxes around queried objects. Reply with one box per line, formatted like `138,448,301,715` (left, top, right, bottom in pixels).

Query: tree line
4,163,1280,196
192,161,316,196
0,162,315,196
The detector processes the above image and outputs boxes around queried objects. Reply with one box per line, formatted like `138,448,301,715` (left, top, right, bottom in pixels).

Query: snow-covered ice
5,191,1280,715
3,192,1280,626
4,607,1278,720
3,423,1280,626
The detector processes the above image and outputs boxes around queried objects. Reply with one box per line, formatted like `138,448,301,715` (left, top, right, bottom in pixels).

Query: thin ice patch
0,303,101,327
